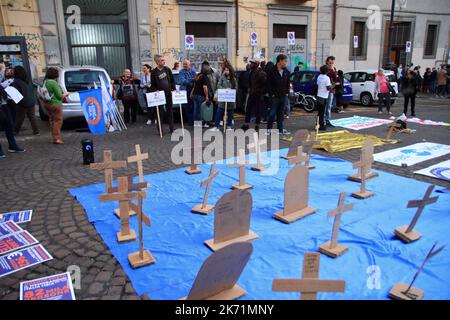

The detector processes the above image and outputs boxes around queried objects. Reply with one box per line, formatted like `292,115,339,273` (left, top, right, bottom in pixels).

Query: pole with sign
218,89,237,131
405,41,412,65
146,91,166,138
353,35,358,70
185,35,195,61
172,88,188,136
287,32,296,70
251,32,258,58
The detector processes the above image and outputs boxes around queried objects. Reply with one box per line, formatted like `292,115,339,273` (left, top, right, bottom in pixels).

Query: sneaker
226,127,234,131
326,121,335,128
8,147,25,153
146,120,152,126
378,111,383,115
210,127,219,132
282,129,291,135
388,111,393,115
220,121,223,126
0,153,5,159
203,124,209,128
33,132,40,136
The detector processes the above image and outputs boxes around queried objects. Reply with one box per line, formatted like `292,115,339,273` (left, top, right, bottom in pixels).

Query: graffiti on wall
240,20,256,32
272,40,310,71
14,32,42,60
185,38,228,71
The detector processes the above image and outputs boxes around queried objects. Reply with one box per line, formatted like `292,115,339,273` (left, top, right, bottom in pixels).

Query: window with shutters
424,22,439,59
349,19,368,60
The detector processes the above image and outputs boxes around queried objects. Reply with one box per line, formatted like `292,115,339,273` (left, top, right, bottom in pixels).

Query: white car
344,69,398,106
37,66,113,121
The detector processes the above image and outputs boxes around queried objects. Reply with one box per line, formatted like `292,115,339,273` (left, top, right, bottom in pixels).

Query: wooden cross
248,132,267,171
351,142,375,199
185,139,203,175
128,191,156,268
395,185,439,243
192,162,220,215
128,145,149,184
230,149,252,190
390,242,445,300
100,176,140,243
90,150,127,193
319,192,355,258
107,175,149,218
273,252,345,300
302,132,320,169
288,147,309,167
348,140,378,182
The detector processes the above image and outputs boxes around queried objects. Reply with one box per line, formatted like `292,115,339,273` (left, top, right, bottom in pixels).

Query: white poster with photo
146,91,166,108
217,89,236,103
172,90,188,105
414,160,450,181
374,143,450,167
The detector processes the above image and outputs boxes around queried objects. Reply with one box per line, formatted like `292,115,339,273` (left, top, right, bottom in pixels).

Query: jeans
403,95,416,116
0,104,19,153
325,92,335,122
267,96,285,132
215,103,234,128
378,93,391,112
193,95,206,122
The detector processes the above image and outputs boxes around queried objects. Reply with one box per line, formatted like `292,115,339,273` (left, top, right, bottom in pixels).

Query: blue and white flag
79,88,107,135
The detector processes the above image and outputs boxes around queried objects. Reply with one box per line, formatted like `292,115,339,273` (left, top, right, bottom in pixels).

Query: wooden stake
230,149,252,190
351,140,375,199
319,192,355,258
90,150,127,193
185,138,203,175
223,102,228,131
395,185,439,243
179,104,185,136
315,117,320,137
272,252,345,300
248,132,267,171
156,106,163,138
192,162,220,215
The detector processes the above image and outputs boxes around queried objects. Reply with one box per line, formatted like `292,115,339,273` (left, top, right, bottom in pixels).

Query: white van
37,66,112,121
343,69,398,106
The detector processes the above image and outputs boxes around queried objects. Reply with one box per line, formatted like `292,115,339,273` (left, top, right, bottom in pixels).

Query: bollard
81,139,94,165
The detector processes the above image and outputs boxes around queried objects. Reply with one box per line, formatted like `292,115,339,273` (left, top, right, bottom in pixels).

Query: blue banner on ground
20,272,76,300
0,210,33,224
0,244,53,278
79,88,106,135
69,150,450,300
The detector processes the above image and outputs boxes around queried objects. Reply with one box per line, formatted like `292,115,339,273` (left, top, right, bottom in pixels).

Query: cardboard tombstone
248,132,267,172
100,177,140,243
272,252,345,300
348,140,379,182
395,185,439,243
128,191,156,268
302,132,320,170
182,242,253,300
205,190,259,252
389,242,445,300
90,150,127,193
229,149,252,190
128,144,149,185
319,192,355,258
108,176,148,218
351,141,375,199
185,139,203,175
282,129,309,160
192,162,220,215
274,147,316,224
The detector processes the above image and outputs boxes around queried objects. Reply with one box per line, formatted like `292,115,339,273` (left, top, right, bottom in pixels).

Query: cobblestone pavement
0,95,449,300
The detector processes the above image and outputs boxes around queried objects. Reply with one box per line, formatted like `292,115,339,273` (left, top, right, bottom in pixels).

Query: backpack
37,80,53,102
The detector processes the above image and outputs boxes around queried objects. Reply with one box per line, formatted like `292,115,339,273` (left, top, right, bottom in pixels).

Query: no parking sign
287,32,295,45
185,35,195,50
250,32,258,47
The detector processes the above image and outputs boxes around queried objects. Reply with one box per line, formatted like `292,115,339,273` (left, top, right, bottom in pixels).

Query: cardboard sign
184,242,253,300
217,89,236,103
250,32,258,47
330,116,392,131
374,143,450,167
172,90,188,105
0,231,39,256
287,32,296,45
0,245,53,278
185,35,195,50
414,160,450,182
0,210,33,224
146,91,167,108
5,86,24,104
205,190,258,251
20,272,76,300
0,221,23,237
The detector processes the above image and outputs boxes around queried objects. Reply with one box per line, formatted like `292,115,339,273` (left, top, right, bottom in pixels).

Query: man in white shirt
316,65,332,131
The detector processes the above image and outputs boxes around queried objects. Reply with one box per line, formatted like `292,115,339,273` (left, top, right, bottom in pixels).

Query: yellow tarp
314,130,385,153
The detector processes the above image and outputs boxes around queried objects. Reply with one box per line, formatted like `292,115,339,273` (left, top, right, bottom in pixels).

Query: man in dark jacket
150,54,176,133
267,54,290,135
242,59,267,132
0,86,25,158
237,64,251,111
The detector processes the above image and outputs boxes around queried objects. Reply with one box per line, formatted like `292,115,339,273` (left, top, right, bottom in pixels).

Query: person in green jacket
213,63,237,130
44,67,68,144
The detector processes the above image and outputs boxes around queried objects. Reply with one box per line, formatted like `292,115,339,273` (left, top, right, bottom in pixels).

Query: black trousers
267,96,285,132
245,94,264,125
123,100,138,123
0,104,19,154
403,95,416,115
317,97,327,128
155,93,174,132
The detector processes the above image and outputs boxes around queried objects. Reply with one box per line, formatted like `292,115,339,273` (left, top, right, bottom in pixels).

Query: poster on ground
374,143,450,167
0,210,33,224
0,244,53,278
20,272,76,300
0,221,22,237
330,116,392,131
0,231,39,256
414,159,450,182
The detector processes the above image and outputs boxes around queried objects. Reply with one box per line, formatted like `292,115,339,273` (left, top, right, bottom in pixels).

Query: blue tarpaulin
69,150,450,300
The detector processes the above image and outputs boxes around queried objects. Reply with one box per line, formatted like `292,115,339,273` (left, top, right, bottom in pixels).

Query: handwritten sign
172,90,188,105
0,221,22,237
217,89,236,103
20,272,76,300
146,91,167,108
0,210,33,224
0,231,39,255
0,245,53,278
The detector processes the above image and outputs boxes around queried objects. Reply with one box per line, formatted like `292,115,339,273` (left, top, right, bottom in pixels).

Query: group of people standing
397,64,449,98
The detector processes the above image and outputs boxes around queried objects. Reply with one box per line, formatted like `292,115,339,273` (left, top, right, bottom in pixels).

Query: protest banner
79,88,107,135
0,231,39,256
0,221,22,237
20,272,76,300
0,245,53,278
0,210,33,224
